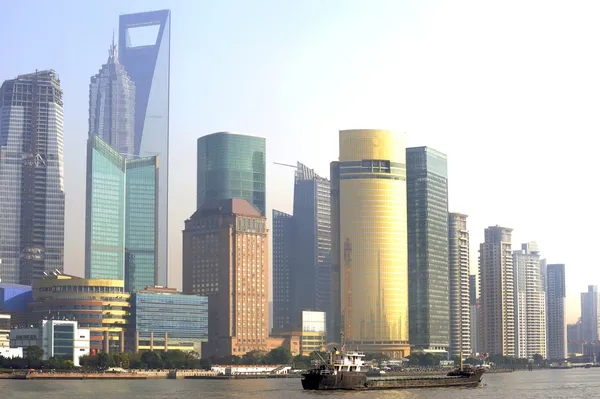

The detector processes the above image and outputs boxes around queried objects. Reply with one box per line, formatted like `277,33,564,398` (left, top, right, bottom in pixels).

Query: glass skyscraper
0,70,65,285
196,132,266,215
291,163,331,330
272,209,293,330
406,146,449,353
331,129,410,357
85,135,158,292
119,10,170,286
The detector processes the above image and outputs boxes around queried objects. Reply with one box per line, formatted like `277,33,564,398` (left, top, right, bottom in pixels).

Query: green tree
141,351,163,369
97,352,111,369
265,347,293,364
242,350,267,365
26,346,44,362
111,352,130,369
533,353,544,365
199,358,212,370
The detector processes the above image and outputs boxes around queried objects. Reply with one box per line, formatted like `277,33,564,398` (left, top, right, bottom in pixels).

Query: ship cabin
329,349,365,372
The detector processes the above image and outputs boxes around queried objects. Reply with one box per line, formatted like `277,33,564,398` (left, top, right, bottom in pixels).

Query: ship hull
301,369,485,390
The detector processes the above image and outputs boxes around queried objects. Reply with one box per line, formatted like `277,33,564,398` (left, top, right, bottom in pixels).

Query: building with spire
0,70,65,284
89,36,136,158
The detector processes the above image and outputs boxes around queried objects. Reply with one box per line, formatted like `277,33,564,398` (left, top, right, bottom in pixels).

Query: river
1,369,599,398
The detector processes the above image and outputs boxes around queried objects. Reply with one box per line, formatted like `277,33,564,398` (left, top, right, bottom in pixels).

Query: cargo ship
301,348,486,390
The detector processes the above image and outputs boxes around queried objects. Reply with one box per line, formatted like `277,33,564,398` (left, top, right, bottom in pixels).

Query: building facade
330,129,410,356
567,321,583,355
406,147,449,353
196,132,266,215
546,263,566,360
300,311,327,355
272,210,293,330
513,242,546,359
469,274,480,355
291,162,331,329
182,199,268,358
479,226,515,357
85,135,158,292
128,287,208,353
448,213,470,357
0,70,65,285
580,285,599,343
119,10,171,286
10,320,90,366
0,314,9,347
89,39,136,158
29,274,129,352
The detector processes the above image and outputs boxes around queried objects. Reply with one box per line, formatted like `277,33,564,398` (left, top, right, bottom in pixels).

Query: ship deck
368,374,462,381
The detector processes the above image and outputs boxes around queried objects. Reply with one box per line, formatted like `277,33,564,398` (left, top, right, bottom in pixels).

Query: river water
1,369,599,398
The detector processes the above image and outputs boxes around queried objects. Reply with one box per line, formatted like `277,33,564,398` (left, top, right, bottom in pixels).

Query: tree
141,351,163,369
532,354,544,365
265,347,293,364
26,346,44,362
242,350,267,365
97,352,111,369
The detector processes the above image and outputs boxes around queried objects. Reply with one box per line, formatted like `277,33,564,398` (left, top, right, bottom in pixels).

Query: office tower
272,209,293,330
182,199,268,357
406,147,449,353
0,70,65,285
513,242,546,359
197,132,266,215
85,135,158,292
567,321,583,355
292,162,331,329
546,264,567,360
89,38,135,158
330,129,410,356
469,274,480,355
540,258,547,292
119,10,170,286
448,213,470,357
479,226,515,357
580,285,599,343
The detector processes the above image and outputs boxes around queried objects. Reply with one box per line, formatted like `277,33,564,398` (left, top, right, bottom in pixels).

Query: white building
513,242,546,359
0,314,10,347
10,320,90,366
0,347,23,359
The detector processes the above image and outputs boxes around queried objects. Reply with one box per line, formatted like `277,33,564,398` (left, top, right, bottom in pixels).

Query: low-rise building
0,283,32,326
271,311,326,356
29,274,129,352
128,287,208,354
10,320,90,366
0,347,23,359
0,314,9,347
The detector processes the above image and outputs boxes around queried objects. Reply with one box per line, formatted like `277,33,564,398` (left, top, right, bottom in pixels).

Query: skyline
0,0,596,322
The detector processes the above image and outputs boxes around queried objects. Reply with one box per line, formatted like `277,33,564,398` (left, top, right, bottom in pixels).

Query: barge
301,349,485,390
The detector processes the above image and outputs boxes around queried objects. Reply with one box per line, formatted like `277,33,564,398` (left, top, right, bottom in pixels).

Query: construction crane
273,162,297,169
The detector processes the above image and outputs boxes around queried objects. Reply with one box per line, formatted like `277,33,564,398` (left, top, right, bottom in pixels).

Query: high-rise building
182,199,268,358
89,38,135,158
540,258,547,292
406,146,449,353
567,321,583,355
479,226,515,357
448,213,470,358
291,163,331,329
272,209,293,330
330,129,410,356
546,263,566,360
0,70,65,285
580,285,599,343
196,132,266,215
469,274,480,355
119,10,170,286
513,242,546,359
85,135,158,292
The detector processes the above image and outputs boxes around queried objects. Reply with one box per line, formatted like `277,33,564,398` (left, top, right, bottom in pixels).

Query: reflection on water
3,369,600,399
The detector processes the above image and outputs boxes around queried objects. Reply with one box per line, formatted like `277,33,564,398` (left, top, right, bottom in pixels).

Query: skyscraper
291,162,331,329
513,242,546,359
330,129,410,356
448,213,470,358
469,274,480,355
0,70,65,285
196,132,266,215
89,39,135,158
119,10,171,286
85,135,158,292
406,147,449,353
182,199,268,358
272,209,293,330
546,263,566,360
479,226,515,357
580,285,599,343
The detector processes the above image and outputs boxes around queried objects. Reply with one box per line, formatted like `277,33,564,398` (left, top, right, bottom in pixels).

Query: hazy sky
1,0,597,322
